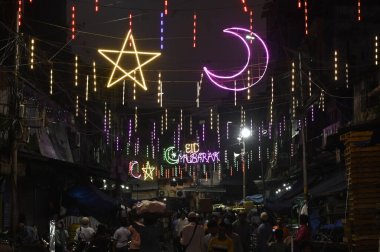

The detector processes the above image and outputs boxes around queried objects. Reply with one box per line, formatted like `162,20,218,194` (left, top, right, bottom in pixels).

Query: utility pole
298,52,308,201
10,3,21,235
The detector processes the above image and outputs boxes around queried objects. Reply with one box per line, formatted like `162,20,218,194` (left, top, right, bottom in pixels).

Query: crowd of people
172,210,312,252
11,209,313,252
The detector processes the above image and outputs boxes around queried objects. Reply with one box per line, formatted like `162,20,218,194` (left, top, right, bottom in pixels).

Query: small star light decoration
142,161,155,181
98,29,161,90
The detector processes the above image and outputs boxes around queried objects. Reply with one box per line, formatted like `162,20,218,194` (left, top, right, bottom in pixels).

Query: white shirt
113,227,131,248
74,226,95,242
175,218,189,237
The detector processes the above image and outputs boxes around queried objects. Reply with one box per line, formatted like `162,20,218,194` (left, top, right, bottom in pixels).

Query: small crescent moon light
129,161,141,179
164,146,179,165
203,27,269,91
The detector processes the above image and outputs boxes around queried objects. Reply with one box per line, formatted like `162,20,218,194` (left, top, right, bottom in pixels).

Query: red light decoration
71,5,76,39
249,10,253,44
241,0,248,13
95,0,99,12
164,0,168,15
304,0,308,35
18,0,22,27
357,0,361,21
193,12,197,48
298,0,302,8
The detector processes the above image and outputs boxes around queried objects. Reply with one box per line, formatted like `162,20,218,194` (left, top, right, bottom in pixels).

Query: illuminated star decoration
98,29,161,90
142,161,155,180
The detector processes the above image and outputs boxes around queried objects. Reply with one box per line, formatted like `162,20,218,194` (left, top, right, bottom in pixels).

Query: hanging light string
249,10,253,44
165,109,168,130
18,0,22,27
122,80,125,105
160,12,164,50
164,0,168,15
189,116,193,135
129,13,133,47
334,50,338,81
133,71,136,100
71,5,76,39
193,12,197,48
95,0,99,12
234,81,237,106
270,77,274,125
76,95,79,117
241,0,248,13
345,64,349,89
85,75,89,101
298,0,302,9
107,109,111,145
309,70,314,121
84,105,87,125
375,36,378,66
161,114,164,135
104,102,107,133
357,0,361,22
75,55,78,86
158,72,163,107
135,106,138,133
93,61,97,92
30,38,34,69
304,0,308,35
247,70,251,100
196,73,203,108
180,109,183,130
50,67,53,95
210,108,213,130
292,62,296,118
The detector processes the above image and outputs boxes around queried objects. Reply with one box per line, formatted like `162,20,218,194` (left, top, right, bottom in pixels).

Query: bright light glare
241,127,251,138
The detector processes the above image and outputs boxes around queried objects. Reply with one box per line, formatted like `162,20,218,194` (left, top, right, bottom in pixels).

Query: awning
308,170,346,197
66,184,119,223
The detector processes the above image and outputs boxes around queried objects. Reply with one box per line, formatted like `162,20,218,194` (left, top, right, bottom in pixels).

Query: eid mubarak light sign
203,27,269,91
164,143,220,165
98,29,161,90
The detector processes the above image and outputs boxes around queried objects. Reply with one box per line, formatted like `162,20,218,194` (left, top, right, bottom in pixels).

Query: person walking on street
55,221,69,252
180,212,204,252
257,212,272,252
113,218,131,252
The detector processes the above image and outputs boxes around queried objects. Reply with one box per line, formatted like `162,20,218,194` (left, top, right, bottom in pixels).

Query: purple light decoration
283,116,286,131
203,27,269,91
160,12,164,50
116,136,120,151
177,124,180,150
202,123,205,142
128,119,132,144
268,123,272,140
311,106,315,122
137,137,140,155
104,102,107,133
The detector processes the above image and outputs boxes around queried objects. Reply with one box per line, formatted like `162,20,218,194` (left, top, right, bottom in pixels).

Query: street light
239,127,250,201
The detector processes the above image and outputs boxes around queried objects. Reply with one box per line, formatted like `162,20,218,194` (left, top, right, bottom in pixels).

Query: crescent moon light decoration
129,161,141,179
203,27,269,91
164,146,179,165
